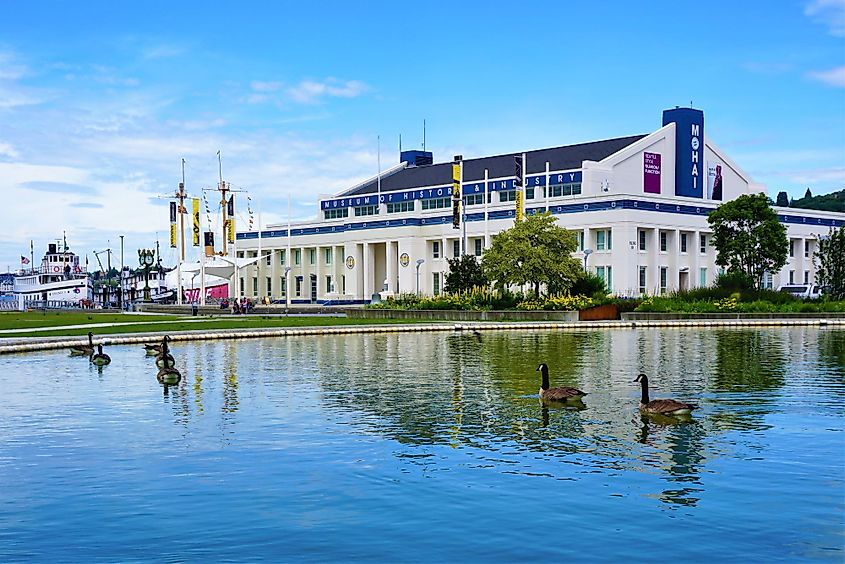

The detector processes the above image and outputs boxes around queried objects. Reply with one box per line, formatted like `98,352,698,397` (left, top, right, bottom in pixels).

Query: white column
363,242,371,300
386,240,396,294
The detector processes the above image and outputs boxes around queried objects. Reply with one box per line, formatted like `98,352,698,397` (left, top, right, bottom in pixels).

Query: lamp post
583,248,593,272
415,259,425,296
138,249,155,302
284,266,292,313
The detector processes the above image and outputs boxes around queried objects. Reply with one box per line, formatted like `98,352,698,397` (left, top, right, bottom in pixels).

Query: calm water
0,327,843,562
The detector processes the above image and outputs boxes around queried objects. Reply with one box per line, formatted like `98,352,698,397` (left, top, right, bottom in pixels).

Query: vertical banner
451,162,461,229
192,198,201,246
204,231,215,257
514,155,524,221
707,162,723,200
227,216,235,244
643,152,661,194
169,202,177,248
227,195,234,217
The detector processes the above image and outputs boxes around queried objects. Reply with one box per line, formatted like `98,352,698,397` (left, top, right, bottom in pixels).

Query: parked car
777,284,821,299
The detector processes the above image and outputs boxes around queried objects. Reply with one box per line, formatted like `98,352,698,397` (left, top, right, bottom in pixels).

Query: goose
155,341,176,369
144,335,170,355
70,332,95,356
90,344,111,366
156,366,181,385
537,363,587,402
635,373,696,416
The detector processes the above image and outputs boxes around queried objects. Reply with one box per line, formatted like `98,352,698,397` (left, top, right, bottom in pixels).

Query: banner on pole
452,163,461,229
192,198,200,246
169,224,177,248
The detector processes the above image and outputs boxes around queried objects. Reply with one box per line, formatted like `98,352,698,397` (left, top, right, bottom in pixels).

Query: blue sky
1,0,843,270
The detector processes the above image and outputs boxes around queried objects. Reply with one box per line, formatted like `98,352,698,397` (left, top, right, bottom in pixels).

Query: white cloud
0,141,19,159
141,44,185,60
250,80,283,92
807,65,845,87
0,51,26,80
287,78,369,104
805,0,845,36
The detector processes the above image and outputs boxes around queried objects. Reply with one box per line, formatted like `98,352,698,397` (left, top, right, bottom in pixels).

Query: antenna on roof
423,119,426,152
399,134,402,154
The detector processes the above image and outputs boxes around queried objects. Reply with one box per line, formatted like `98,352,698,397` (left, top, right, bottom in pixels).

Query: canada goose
90,344,111,366
635,373,696,416
537,363,587,401
144,335,170,355
155,341,176,369
156,366,181,385
70,332,95,356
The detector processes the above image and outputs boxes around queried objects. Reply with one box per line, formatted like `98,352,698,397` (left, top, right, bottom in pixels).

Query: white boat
14,241,94,307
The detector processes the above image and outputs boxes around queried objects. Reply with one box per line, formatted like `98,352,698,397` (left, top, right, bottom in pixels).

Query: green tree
775,191,789,207
481,212,582,296
804,187,813,199
444,254,488,293
815,225,845,299
707,193,788,288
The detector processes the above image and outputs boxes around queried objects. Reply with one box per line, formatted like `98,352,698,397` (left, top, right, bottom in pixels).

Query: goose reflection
636,414,706,507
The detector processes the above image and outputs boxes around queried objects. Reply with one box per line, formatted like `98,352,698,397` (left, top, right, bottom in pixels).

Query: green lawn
0,312,445,338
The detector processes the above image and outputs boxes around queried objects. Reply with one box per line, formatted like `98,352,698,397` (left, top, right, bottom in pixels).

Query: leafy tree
804,187,813,199
707,193,788,289
567,272,607,297
815,225,845,299
481,212,582,296
444,254,488,294
775,191,789,207
790,188,845,213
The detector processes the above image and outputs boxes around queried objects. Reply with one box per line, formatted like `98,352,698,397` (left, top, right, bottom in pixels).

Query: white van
777,284,821,299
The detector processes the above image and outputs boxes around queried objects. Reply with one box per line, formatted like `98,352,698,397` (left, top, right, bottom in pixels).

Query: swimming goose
156,366,181,385
90,344,111,366
144,335,170,355
155,340,176,369
537,363,587,401
635,373,696,416
70,332,95,356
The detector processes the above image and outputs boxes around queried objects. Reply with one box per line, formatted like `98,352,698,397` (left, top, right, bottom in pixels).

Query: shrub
569,272,608,297
715,271,754,292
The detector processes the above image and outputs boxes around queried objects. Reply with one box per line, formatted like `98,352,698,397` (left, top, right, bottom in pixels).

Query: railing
24,299,85,310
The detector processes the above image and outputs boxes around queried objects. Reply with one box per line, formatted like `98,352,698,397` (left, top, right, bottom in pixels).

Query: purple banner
644,152,661,194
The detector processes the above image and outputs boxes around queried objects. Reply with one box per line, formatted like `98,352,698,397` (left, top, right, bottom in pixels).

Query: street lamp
415,259,425,296
583,248,593,272
138,249,155,302
284,266,292,313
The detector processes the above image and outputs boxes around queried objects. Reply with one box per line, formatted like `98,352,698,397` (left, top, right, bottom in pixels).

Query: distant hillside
789,189,845,213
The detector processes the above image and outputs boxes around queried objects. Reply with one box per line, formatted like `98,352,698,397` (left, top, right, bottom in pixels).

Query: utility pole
119,235,124,309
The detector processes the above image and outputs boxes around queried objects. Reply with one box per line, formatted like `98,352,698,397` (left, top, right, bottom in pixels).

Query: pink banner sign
644,152,661,194
184,283,229,303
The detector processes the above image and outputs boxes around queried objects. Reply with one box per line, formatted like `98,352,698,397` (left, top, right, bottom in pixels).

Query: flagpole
286,194,292,312
30,240,34,275
545,160,550,213
377,135,381,210
484,169,489,249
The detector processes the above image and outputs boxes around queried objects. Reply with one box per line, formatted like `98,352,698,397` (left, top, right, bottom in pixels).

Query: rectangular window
308,249,316,265
422,197,450,210
526,187,534,199
499,190,517,202
789,240,794,258
474,238,482,257
763,271,773,290
680,233,688,253
804,270,809,284
639,230,647,251
279,250,286,266
700,234,707,254
639,266,647,294
453,240,460,258
386,201,415,213
239,277,244,297
342,275,346,295
700,267,707,287
354,205,379,217
606,266,612,290
252,277,258,297
295,276,302,297
326,275,333,293
804,241,809,258
294,249,301,266
660,232,667,252
324,248,332,265
546,184,562,198
577,231,585,252
596,265,605,281
463,193,486,206
433,272,440,296
432,241,440,259
596,230,606,251
659,267,667,294
324,208,349,220
280,277,287,298
266,276,272,295
265,253,271,266
237,251,244,258
607,229,612,250
789,270,794,284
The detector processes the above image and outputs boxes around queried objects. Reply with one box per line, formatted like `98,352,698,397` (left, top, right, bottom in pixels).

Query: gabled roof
339,134,646,197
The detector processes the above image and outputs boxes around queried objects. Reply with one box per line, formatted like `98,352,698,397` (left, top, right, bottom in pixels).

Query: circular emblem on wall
400,253,410,268
345,256,355,269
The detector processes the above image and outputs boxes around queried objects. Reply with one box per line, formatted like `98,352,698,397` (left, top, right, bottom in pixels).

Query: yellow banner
169,224,177,248
452,163,460,184
227,217,235,244
515,190,524,222
192,198,200,246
